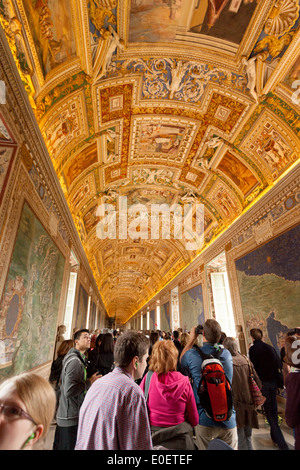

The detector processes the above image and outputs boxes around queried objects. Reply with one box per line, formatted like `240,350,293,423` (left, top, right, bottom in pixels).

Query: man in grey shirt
54,329,100,450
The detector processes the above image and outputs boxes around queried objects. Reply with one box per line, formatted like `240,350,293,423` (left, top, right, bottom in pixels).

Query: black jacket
87,350,114,377
249,339,281,383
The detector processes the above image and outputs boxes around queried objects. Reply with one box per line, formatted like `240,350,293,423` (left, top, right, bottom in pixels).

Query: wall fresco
0,202,65,377
180,283,205,332
235,224,300,356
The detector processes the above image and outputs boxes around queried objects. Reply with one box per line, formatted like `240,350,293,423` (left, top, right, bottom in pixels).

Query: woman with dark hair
94,333,104,350
49,339,74,403
88,333,114,377
149,331,159,350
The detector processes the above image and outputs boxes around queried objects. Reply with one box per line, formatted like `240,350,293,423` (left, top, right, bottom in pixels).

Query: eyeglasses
0,403,37,425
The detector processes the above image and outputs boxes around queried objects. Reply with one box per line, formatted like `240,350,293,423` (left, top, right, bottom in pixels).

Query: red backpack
195,346,233,422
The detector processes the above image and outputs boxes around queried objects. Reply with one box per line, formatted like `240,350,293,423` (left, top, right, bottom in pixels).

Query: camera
195,324,203,335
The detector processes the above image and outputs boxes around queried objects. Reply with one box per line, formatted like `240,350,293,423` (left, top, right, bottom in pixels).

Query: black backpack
195,346,233,422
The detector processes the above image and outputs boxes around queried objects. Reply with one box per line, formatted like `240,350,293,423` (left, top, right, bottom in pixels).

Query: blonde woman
140,340,198,449
0,372,56,450
179,332,190,349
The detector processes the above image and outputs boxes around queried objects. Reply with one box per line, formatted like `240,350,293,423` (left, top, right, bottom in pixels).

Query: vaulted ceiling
1,0,300,324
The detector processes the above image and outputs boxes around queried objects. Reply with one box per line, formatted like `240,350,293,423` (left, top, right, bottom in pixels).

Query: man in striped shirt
75,330,153,450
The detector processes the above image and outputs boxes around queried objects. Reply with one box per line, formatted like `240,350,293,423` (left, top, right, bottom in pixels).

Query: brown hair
285,335,300,368
57,339,73,357
114,331,149,368
203,319,221,343
223,337,239,356
148,340,178,375
250,328,263,341
179,332,190,348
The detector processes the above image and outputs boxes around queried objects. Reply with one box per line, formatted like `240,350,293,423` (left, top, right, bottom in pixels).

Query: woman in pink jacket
140,339,198,449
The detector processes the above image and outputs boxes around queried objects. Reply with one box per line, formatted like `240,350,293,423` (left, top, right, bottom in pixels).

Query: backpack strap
144,370,154,402
194,345,222,361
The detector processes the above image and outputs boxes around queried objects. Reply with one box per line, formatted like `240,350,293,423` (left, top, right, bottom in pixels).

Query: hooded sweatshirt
140,371,198,428
56,348,88,427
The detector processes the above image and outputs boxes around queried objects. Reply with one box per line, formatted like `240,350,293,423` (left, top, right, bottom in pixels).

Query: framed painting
189,0,257,45
216,151,259,197
129,1,184,43
235,223,300,356
21,0,77,77
180,283,205,332
0,202,66,377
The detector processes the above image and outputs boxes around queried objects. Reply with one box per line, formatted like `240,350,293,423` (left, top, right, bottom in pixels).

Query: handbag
243,355,266,408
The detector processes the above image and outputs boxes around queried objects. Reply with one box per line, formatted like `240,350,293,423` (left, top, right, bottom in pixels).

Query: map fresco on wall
180,283,205,332
235,224,300,356
0,203,65,378
75,284,89,331
160,301,170,332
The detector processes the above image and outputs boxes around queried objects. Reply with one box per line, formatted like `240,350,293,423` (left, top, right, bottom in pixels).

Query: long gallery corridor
0,0,300,454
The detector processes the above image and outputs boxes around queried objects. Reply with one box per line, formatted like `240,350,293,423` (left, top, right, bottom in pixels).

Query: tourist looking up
180,319,237,450
55,329,100,450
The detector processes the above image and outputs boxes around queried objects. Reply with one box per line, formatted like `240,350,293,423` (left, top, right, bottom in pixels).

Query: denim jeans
262,381,288,450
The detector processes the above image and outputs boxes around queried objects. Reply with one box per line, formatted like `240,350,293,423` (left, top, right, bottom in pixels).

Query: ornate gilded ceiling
1,0,300,324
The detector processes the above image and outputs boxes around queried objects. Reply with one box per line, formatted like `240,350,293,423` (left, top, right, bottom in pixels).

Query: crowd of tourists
0,321,299,451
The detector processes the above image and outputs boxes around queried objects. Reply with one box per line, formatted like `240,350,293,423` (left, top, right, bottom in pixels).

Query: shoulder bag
243,355,266,408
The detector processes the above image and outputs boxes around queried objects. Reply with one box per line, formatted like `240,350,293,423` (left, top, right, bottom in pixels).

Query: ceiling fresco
1,0,300,324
